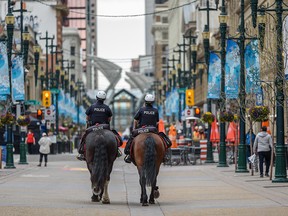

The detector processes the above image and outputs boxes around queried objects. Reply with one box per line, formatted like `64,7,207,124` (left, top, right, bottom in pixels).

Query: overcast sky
97,0,145,89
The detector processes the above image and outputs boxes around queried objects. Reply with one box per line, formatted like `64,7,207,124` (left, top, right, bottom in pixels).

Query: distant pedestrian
246,129,257,168
25,130,35,154
37,133,52,167
253,126,272,177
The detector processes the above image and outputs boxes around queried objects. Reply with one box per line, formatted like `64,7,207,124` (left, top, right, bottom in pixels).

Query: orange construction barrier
121,140,127,149
200,140,207,161
158,119,165,134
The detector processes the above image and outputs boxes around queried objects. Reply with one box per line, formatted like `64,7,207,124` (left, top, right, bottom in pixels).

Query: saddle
78,124,122,154
129,127,171,160
132,126,158,137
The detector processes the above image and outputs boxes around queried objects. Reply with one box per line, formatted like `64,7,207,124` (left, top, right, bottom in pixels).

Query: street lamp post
40,32,54,90
230,0,253,173
4,6,16,169
250,0,288,182
199,0,218,163
33,41,41,86
202,27,215,163
18,25,30,165
216,0,228,167
22,26,30,67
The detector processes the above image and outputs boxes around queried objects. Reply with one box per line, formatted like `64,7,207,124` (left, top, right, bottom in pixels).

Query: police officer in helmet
77,90,122,160
86,90,111,126
124,93,159,163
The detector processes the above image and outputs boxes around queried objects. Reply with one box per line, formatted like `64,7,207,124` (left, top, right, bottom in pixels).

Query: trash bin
57,141,63,154
50,142,57,154
1,145,6,162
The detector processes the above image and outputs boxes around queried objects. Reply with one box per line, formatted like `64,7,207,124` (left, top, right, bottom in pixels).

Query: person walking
25,130,35,154
246,129,257,170
253,126,272,177
37,132,52,167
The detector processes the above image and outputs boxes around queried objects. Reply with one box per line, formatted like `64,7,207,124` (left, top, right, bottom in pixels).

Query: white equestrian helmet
96,90,106,100
145,94,155,102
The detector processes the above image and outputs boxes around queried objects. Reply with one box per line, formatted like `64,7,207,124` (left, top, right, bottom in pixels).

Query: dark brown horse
132,133,166,206
85,129,118,204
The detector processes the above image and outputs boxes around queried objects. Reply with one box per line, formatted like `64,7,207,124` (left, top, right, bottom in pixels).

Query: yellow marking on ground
63,167,88,171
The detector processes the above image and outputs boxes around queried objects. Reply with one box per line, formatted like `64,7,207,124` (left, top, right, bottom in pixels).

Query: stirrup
117,148,122,157
76,154,86,161
124,155,131,163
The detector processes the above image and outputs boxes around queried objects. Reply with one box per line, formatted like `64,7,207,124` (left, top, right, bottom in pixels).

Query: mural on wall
15,14,40,32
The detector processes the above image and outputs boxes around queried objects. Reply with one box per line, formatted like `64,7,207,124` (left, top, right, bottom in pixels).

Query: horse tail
143,136,156,186
91,135,108,191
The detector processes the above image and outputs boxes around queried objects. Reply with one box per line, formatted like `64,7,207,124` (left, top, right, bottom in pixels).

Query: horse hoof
149,199,155,204
102,200,110,204
91,195,100,202
154,190,160,199
142,203,149,206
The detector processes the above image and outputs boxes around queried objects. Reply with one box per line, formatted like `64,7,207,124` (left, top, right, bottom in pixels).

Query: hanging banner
165,88,179,117
165,91,172,117
255,87,264,106
284,17,288,80
0,41,10,98
245,40,261,94
12,55,25,101
207,52,221,99
225,40,240,99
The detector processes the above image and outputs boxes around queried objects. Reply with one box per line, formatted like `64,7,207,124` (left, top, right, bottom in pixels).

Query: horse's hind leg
139,174,148,206
102,180,110,204
149,179,159,204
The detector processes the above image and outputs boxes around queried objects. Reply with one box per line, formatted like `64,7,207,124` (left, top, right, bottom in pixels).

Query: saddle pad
132,126,157,137
86,124,110,133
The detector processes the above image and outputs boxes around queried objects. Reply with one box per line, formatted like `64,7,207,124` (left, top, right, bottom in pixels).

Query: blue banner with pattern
0,42,10,98
245,40,261,94
207,52,221,99
225,40,240,99
165,88,179,117
12,56,25,101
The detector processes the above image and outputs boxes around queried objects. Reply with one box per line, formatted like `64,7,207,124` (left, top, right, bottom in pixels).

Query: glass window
70,60,75,69
162,17,168,23
70,46,75,56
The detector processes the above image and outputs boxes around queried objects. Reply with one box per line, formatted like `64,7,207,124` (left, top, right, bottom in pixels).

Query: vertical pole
236,0,248,172
45,32,49,89
5,5,16,169
218,0,228,167
272,0,288,182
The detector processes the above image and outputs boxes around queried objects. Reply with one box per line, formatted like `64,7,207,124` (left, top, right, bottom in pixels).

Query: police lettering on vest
143,111,155,115
94,108,105,112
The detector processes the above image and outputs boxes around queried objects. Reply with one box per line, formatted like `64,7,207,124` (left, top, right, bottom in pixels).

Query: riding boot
77,134,86,161
124,137,133,163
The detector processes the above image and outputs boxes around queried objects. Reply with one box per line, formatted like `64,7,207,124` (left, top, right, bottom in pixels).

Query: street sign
178,88,186,93
185,108,193,117
25,100,41,105
44,108,55,122
50,88,60,94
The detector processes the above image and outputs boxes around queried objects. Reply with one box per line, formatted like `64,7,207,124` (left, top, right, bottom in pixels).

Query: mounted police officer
124,93,168,163
77,90,122,161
